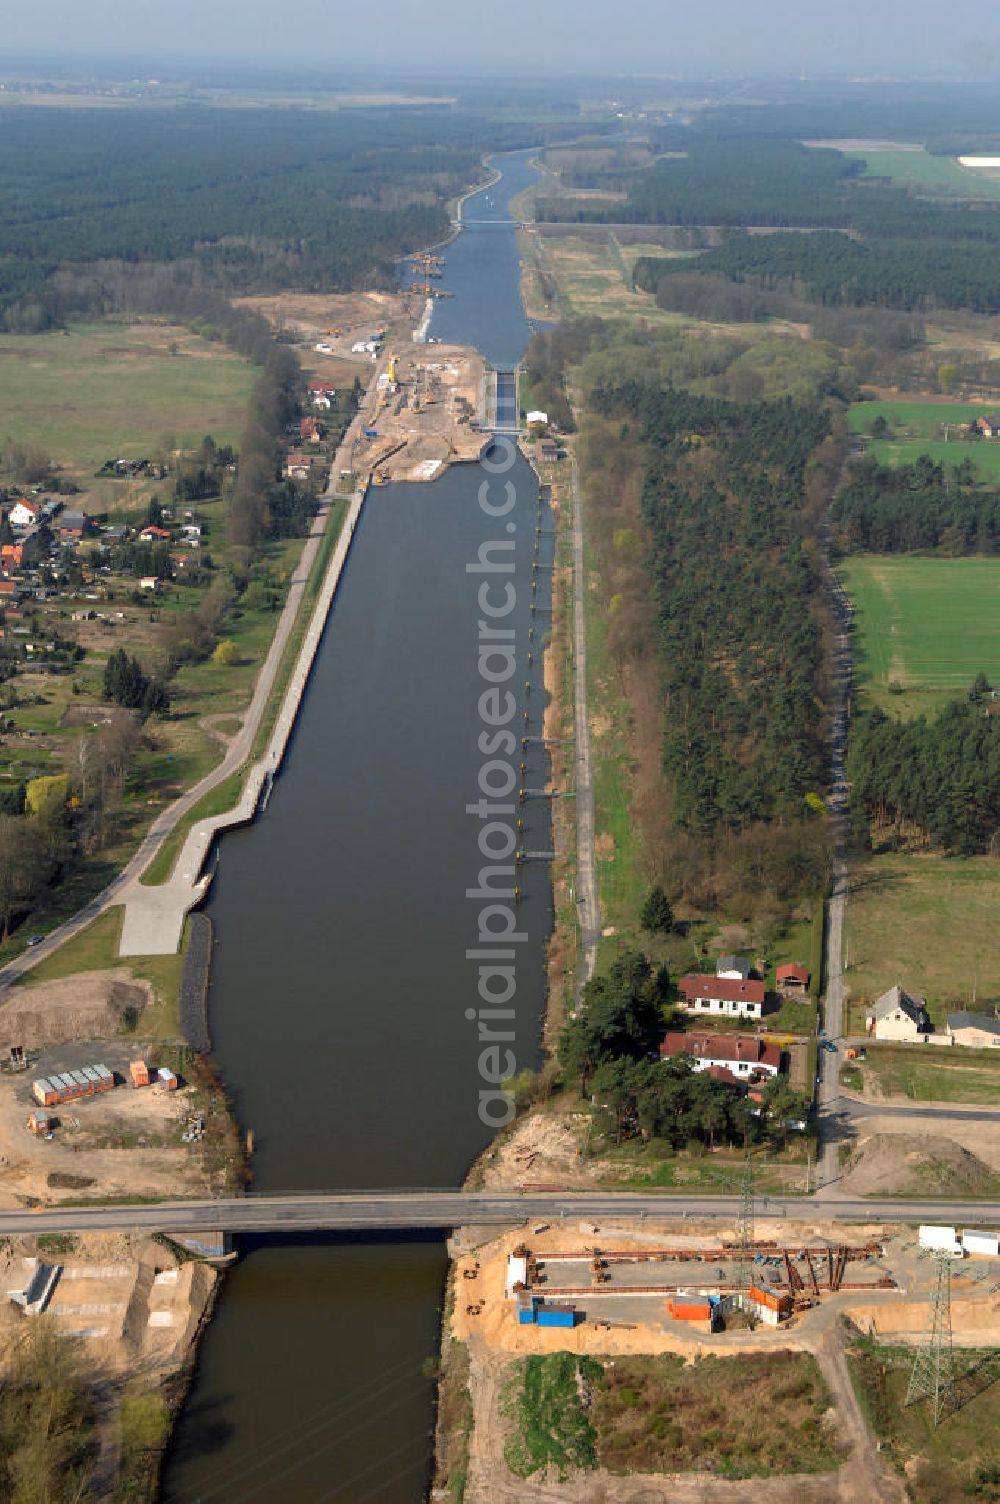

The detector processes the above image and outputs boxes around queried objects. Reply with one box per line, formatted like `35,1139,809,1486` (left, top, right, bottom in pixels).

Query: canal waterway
164,149,550,1503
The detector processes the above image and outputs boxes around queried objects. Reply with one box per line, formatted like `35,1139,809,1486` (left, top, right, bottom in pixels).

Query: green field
844,853,1000,1026
0,321,253,479
848,400,1000,481
844,147,1000,200
852,1045,1000,1104
839,554,1000,714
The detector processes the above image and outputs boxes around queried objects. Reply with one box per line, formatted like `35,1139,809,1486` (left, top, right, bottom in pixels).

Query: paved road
2,1189,997,1236
816,553,853,1187
568,449,600,995
840,1092,1000,1123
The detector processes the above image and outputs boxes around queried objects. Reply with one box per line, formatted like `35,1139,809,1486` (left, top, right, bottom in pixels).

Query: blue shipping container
536,1307,576,1329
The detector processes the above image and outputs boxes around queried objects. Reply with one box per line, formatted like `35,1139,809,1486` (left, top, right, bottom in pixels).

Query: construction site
443,1207,1000,1504
350,344,489,484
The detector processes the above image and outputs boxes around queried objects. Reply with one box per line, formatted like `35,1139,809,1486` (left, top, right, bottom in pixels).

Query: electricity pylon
905,1250,956,1426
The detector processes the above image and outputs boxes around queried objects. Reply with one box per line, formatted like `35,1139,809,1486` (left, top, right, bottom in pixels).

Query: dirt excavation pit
0,1044,220,1208
0,972,151,1052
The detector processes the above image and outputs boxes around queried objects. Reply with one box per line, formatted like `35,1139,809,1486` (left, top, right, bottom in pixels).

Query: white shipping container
962,1229,999,1257
505,1255,528,1300
919,1224,963,1255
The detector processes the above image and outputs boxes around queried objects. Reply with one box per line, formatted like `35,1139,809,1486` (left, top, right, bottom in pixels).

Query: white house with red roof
8,499,40,530
659,1031,781,1087
677,973,766,1020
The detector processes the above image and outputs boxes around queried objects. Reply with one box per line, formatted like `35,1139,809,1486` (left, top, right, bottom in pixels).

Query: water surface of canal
164,149,549,1503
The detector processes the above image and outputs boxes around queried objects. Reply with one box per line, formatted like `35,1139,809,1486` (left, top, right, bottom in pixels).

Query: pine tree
640,885,674,935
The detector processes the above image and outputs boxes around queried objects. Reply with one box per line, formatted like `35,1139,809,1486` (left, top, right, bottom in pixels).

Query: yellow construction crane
388,355,398,384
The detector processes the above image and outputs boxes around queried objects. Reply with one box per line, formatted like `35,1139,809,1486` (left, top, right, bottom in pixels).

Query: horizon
1,0,1000,80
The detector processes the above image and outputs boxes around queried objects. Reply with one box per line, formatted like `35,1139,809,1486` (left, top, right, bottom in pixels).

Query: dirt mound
0,971,150,1050
842,1132,1000,1198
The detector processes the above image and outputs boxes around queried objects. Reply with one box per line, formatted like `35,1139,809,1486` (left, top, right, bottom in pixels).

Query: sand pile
842,1132,998,1198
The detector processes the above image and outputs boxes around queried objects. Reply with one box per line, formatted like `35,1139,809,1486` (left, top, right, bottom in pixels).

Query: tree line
848,691,1000,855
635,231,1000,317
831,453,1000,554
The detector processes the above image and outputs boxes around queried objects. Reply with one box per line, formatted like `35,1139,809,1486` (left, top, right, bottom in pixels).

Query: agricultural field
846,1332,1000,1504
839,555,1000,715
841,145,1000,200
843,854,1000,1029
847,399,1000,482
0,321,253,504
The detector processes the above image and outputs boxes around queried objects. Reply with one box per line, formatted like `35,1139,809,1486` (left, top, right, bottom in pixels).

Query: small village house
139,576,160,592
866,984,932,1041
300,416,324,444
776,963,810,994
56,511,90,540
283,453,313,481
526,410,548,427
676,974,766,1020
975,415,1000,438
946,1011,1000,1048
8,499,39,529
139,524,171,543
536,437,559,463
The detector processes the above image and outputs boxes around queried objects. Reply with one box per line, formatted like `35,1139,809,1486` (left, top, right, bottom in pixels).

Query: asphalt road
3,1189,997,1236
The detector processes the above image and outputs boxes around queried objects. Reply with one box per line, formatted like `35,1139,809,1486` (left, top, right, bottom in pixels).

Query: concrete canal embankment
118,480,368,957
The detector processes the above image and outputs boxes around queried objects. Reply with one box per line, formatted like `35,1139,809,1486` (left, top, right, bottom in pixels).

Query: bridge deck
0,1190,994,1236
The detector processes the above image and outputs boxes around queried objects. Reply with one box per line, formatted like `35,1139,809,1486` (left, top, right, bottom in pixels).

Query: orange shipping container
130,1060,150,1088
748,1284,792,1314
668,1297,712,1321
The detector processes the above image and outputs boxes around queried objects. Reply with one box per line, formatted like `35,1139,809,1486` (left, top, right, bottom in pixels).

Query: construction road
568,449,600,994
2,1189,997,1236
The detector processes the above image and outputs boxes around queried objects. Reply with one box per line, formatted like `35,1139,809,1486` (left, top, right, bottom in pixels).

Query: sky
2,0,997,76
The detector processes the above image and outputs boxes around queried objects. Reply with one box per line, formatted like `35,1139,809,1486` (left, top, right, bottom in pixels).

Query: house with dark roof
677,974,766,1021
716,954,751,980
865,985,932,1041
946,1012,1000,1049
